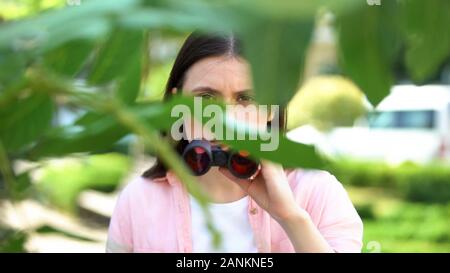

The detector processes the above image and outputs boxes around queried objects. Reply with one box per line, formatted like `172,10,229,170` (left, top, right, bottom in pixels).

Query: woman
106,31,363,253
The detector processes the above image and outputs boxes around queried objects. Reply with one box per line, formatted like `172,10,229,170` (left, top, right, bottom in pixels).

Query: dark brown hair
142,31,286,179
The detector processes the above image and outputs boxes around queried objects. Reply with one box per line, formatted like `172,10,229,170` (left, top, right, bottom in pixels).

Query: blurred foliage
362,203,450,252
349,190,450,252
347,186,450,252
0,0,448,173
0,0,64,20
0,93,54,153
328,159,450,203
287,75,367,131
0,0,449,252
141,62,173,101
37,153,131,212
0,225,28,252
396,163,450,204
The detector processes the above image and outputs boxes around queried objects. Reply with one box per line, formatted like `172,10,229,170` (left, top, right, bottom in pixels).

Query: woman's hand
218,160,307,224
220,160,334,252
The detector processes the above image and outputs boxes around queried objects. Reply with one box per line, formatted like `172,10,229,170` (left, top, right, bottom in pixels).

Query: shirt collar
150,171,177,187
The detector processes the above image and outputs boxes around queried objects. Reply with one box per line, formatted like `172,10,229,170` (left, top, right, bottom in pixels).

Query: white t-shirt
189,194,258,253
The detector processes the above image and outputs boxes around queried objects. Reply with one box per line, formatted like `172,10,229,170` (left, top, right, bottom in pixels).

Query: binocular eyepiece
182,140,260,180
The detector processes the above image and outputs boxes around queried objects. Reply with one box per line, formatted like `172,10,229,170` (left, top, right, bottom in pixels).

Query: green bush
362,203,450,252
354,203,376,220
396,164,450,204
327,160,398,188
287,76,367,131
328,159,450,203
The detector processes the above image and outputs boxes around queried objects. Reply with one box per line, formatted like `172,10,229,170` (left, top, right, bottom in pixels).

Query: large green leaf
0,0,138,50
337,2,401,106
9,171,33,201
218,0,359,20
117,8,215,31
43,39,95,77
240,18,313,107
88,29,145,105
116,47,143,104
0,93,54,153
0,49,27,91
400,0,450,83
29,112,128,159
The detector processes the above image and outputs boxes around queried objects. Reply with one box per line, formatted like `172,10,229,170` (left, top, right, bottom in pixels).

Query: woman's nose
223,96,237,105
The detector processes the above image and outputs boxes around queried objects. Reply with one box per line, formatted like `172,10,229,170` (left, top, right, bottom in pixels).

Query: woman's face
179,55,270,141
182,55,254,105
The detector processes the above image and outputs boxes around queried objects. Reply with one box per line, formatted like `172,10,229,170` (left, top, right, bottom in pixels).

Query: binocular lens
183,146,211,175
182,140,259,179
229,152,259,179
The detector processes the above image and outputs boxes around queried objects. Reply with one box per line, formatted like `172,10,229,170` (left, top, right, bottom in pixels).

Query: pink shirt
106,169,363,253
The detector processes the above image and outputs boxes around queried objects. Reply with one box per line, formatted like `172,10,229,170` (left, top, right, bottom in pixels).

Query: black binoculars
182,140,260,180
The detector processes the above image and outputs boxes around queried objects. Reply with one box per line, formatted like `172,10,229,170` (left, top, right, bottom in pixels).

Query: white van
325,84,450,164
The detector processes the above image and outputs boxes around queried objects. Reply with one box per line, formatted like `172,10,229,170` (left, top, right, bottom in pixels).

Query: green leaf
337,2,400,106
223,132,324,169
0,93,54,153
400,0,450,83
37,17,111,54
0,0,139,50
0,228,27,253
11,171,33,201
117,8,214,31
88,29,145,104
171,0,359,24
0,49,27,91
116,44,143,104
240,18,314,106
29,113,128,159
43,39,95,77
29,100,166,159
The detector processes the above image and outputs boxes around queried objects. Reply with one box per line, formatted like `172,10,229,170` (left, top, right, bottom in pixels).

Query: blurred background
0,0,449,253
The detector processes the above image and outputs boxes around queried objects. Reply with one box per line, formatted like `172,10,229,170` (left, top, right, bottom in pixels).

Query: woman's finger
260,160,286,186
261,160,283,174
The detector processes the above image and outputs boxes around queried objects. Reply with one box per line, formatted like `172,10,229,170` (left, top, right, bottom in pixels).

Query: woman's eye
237,95,255,103
198,93,215,100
